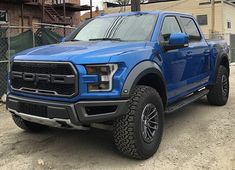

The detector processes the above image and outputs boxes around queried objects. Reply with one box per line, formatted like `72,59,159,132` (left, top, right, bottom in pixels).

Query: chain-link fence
0,23,76,101
0,24,10,100
33,23,75,46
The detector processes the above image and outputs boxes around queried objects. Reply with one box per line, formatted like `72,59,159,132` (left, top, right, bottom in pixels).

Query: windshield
74,14,157,41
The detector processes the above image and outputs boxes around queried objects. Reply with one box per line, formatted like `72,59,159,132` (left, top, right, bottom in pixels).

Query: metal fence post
32,23,35,47
7,22,10,72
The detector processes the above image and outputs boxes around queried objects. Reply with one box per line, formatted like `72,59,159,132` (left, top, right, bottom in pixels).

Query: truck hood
14,41,147,64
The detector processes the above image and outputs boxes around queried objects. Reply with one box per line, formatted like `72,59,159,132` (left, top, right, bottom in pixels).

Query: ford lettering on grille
11,72,75,84
10,62,78,97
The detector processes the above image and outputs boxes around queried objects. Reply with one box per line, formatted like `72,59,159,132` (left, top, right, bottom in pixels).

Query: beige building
103,0,235,43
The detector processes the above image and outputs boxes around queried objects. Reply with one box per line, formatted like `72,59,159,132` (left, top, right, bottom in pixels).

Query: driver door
159,16,191,101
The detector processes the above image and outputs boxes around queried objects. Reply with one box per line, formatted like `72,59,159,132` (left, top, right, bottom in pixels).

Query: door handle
186,51,192,56
204,50,210,55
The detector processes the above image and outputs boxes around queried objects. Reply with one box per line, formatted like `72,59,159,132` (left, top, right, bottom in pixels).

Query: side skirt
165,88,209,114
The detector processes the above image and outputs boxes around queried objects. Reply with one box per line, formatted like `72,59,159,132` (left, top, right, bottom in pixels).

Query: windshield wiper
89,38,122,41
70,39,80,41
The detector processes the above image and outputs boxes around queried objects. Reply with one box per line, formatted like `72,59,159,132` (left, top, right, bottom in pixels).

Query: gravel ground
0,66,234,170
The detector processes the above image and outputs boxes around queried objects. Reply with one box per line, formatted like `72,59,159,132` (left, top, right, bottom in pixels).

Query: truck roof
98,11,192,18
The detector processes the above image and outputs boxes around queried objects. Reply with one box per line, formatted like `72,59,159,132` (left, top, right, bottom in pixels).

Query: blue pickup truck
7,11,230,159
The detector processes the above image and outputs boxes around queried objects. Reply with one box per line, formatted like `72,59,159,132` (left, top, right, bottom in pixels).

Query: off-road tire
207,65,229,106
12,114,48,132
113,85,164,160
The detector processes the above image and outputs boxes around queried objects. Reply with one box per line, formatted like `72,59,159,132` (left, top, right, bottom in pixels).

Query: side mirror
163,33,189,51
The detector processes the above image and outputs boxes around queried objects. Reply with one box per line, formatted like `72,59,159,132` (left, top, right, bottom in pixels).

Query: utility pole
211,0,215,34
63,0,66,21
42,0,45,23
131,0,141,12
63,0,66,36
20,3,24,33
90,0,92,18
221,0,225,34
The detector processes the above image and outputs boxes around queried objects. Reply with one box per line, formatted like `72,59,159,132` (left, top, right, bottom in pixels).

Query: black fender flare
121,61,167,101
211,42,230,84
214,53,230,81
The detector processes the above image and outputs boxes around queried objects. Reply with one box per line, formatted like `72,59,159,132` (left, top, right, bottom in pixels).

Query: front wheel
113,86,164,160
207,65,229,106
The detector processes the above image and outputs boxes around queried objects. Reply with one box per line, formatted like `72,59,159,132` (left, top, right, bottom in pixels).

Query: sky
80,0,104,11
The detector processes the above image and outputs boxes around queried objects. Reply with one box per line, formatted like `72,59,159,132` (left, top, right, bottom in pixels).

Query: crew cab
7,11,230,159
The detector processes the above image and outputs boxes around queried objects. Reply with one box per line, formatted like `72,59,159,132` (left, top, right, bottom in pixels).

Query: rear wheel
12,114,48,132
207,65,229,106
113,86,164,159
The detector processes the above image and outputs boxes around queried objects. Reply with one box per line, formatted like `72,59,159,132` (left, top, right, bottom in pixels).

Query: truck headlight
85,64,118,92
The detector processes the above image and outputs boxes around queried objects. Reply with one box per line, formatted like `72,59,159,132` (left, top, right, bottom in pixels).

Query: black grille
19,102,48,118
10,62,77,97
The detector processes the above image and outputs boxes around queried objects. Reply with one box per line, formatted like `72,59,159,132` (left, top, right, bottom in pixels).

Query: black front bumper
6,94,129,126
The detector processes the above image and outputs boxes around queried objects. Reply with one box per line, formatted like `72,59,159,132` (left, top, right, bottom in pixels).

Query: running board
165,89,209,114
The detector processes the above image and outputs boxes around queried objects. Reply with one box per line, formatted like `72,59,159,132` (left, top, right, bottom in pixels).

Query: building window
0,10,8,24
53,0,69,4
196,15,208,26
227,21,231,29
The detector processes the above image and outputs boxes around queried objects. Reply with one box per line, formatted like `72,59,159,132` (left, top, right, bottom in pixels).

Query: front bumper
6,94,128,128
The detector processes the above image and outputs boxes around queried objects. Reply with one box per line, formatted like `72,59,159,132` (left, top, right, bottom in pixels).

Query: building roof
225,0,235,6
104,0,235,8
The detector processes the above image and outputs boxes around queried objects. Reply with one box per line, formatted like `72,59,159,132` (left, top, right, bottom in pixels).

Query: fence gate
230,34,235,63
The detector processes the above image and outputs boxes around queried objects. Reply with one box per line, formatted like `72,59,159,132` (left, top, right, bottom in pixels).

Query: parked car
7,11,230,159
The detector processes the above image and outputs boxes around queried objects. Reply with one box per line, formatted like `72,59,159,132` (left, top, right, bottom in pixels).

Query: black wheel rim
141,103,159,143
221,74,228,97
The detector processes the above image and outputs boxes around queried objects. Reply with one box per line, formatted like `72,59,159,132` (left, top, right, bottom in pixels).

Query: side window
180,17,201,42
160,16,182,41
